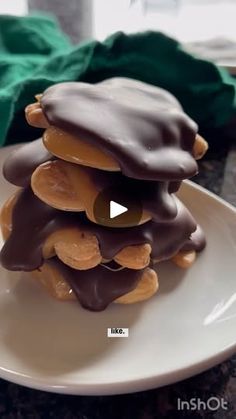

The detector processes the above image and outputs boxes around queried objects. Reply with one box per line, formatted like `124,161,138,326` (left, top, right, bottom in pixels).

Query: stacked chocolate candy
0,78,207,311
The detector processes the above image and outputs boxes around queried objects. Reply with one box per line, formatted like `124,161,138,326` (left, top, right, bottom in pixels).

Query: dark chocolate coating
41,78,198,181
3,139,52,187
182,225,206,252
48,258,143,311
0,187,199,271
0,188,206,311
82,166,178,222
2,138,178,222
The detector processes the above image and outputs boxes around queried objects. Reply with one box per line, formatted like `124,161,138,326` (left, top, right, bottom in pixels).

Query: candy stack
0,78,208,311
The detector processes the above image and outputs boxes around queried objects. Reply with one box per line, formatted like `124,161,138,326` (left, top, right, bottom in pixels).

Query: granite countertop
0,138,235,418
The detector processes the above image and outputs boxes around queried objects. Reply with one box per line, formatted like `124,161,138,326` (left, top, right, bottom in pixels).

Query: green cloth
1,14,236,146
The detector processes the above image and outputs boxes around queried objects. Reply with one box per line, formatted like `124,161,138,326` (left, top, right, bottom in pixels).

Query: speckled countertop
0,136,235,418
0,355,235,419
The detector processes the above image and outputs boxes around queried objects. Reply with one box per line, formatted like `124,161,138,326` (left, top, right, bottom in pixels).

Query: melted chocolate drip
84,166,178,221
1,187,59,271
0,187,199,271
2,140,180,222
182,225,206,252
3,139,52,187
48,258,143,311
1,78,206,312
41,78,198,181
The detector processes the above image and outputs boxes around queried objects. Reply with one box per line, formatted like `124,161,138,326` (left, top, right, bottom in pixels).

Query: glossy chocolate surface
0,187,205,310
41,78,198,181
1,78,206,311
0,187,199,270
49,258,143,311
182,225,206,252
3,140,181,222
3,139,52,187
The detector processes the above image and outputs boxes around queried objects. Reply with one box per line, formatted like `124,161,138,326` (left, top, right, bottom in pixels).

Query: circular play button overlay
93,185,143,227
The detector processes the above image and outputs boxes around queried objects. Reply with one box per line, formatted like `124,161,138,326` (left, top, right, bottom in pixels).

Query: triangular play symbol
109,200,128,219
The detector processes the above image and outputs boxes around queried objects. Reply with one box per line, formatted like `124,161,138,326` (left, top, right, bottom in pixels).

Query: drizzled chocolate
85,167,177,221
0,187,200,272
3,139,52,187
48,258,143,311
1,78,206,311
3,140,179,222
41,78,198,181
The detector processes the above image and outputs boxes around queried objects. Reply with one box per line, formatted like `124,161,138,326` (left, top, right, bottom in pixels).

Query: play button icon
93,185,143,227
110,201,128,219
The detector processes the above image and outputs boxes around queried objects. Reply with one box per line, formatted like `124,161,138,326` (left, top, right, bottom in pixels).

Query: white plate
0,144,236,395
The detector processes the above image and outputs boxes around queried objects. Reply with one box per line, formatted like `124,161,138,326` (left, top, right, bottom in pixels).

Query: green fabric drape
1,15,236,146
